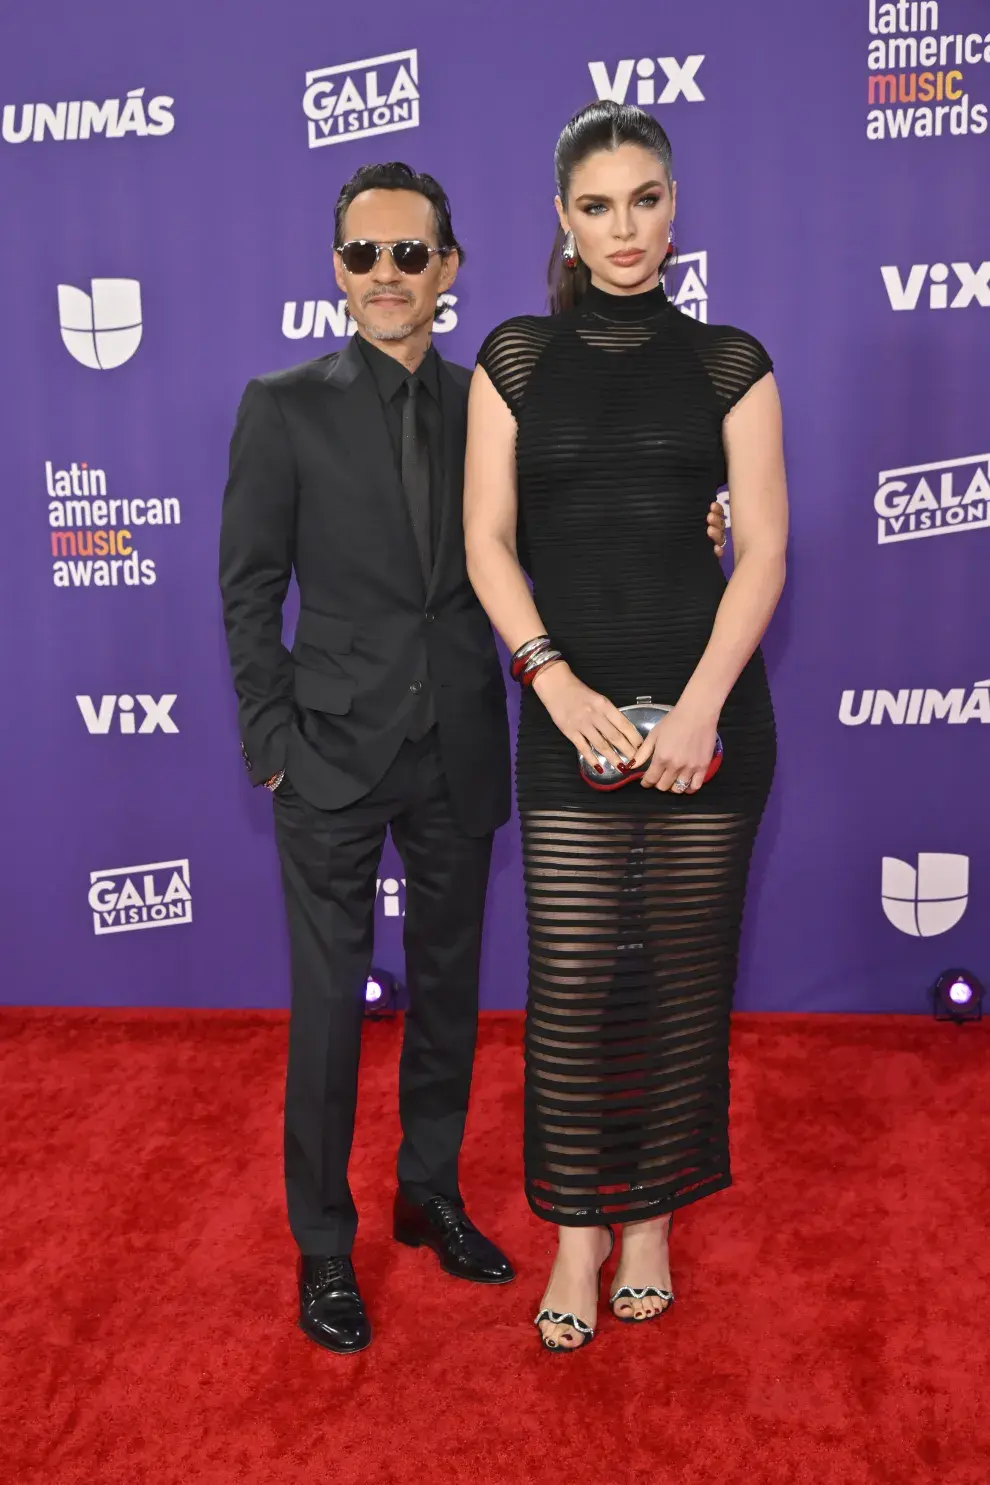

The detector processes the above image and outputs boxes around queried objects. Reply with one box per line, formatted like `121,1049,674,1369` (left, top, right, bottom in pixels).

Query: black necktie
400,377,432,583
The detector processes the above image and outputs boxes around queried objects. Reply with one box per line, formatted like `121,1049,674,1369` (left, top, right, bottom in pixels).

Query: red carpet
2,1009,988,1485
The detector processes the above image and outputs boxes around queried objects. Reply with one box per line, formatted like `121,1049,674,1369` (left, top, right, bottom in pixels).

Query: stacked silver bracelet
510,634,564,688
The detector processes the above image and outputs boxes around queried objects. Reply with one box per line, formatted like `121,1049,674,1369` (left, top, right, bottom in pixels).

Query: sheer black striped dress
477,280,777,1227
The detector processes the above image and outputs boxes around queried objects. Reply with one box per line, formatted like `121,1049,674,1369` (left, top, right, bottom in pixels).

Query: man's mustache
362,288,414,305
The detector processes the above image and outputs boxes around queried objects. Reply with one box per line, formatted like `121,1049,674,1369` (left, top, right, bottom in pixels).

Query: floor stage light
931,968,983,1024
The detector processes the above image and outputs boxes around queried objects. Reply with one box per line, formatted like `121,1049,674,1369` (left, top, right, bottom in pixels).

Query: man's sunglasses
335,239,449,276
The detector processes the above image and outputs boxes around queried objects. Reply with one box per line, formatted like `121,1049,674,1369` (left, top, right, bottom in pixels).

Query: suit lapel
324,337,425,596
426,358,468,604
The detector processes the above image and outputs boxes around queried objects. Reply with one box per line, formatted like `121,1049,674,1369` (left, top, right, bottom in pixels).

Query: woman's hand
532,665,643,772
632,702,719,793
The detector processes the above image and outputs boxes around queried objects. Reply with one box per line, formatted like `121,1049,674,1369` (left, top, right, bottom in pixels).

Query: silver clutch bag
578,695,724,791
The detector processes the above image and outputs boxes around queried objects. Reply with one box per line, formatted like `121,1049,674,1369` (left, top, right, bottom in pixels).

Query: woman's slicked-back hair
548,101,673,314
333,160,464,262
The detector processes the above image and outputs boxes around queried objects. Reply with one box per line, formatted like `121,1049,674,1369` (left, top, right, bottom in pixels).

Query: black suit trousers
273,731,493,1256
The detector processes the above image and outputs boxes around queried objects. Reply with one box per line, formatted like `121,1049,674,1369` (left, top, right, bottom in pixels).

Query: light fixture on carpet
930,968,983,1023
365,968,401,1020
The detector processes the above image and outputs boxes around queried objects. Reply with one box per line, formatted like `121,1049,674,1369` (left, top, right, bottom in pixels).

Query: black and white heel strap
534,1308,595,1350
609,1284,674,1322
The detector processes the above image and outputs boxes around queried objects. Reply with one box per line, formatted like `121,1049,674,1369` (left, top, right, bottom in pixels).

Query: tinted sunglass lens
392,241,432,274
340,242,378,274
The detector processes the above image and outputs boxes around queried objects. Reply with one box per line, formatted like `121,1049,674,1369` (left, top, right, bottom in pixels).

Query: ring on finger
672,777,690,794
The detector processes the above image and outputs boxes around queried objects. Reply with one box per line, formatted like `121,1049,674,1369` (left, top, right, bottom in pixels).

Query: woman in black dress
464,102,788,1352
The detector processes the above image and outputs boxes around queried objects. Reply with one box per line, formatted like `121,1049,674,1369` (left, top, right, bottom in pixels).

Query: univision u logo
881,853,969,937
58,278,142,369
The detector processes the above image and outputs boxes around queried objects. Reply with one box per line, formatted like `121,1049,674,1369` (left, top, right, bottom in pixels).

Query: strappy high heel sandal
610,1211,675,1324
534,1226,615,1353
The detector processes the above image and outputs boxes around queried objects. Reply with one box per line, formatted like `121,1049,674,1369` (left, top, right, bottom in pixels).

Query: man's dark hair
333,161,465,263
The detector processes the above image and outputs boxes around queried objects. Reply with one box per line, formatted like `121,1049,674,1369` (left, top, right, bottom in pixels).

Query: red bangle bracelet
510,634,551,681
519,649,564,688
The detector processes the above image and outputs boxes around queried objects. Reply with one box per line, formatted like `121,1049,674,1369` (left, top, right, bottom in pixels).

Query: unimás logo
866,2,990,140
873,453,990,543
282,292,458,341
89,858,192,935
45,459,181,588
376,877,407,918
1,88,175,144
881,260,990,310
840,680,990,725
665,251,708,322
58,279,142,369
881,852,968,936
302,50,419,148
589,55,705,106
77,694,178,734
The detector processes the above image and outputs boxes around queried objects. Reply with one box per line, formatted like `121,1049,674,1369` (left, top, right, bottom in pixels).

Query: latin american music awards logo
866,2,990,140
44,459,183,589
302,50,419,148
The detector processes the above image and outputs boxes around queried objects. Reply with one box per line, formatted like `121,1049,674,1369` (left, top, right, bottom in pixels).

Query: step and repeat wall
1,0,987,1010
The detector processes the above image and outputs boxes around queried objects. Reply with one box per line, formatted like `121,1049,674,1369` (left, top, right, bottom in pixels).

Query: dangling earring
666,220,676,261
562,229,578,269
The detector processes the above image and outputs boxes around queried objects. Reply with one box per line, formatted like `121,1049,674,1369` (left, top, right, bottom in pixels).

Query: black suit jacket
219,336,511,838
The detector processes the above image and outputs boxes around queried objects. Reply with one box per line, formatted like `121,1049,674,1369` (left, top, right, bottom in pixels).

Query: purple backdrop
2,0,988,1011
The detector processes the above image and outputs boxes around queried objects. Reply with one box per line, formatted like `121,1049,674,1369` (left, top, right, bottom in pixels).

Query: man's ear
440,249,459,293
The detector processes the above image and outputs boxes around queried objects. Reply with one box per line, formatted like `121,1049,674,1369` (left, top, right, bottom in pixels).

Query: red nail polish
594,764,604,774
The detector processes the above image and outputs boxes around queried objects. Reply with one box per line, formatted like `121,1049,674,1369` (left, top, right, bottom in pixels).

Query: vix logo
589,56,705,106
881,261,990,310
881,853,969,938
77,694,178,734
58,278,142,368
89,858,192,935
303,50,419,147
376,877,407,918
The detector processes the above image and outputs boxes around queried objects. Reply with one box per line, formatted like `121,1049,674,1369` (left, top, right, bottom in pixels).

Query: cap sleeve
476,316,550,420
710,329,774,415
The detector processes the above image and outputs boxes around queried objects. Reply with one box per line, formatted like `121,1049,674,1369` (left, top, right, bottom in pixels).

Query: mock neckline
581,279,671,321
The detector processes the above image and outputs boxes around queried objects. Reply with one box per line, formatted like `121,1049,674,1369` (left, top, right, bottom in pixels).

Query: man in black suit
220,163,514,1355
220,161,728,1356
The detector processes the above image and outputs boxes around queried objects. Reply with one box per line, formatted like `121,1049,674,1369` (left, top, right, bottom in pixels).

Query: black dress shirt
355,334,443,740
356,334,444,557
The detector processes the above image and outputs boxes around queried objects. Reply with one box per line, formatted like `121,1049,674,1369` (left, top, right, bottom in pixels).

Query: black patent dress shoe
298,1255,371,1354
393,1192,515,1285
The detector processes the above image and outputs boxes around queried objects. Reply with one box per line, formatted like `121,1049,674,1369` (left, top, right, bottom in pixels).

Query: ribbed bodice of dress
477,280,777,815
